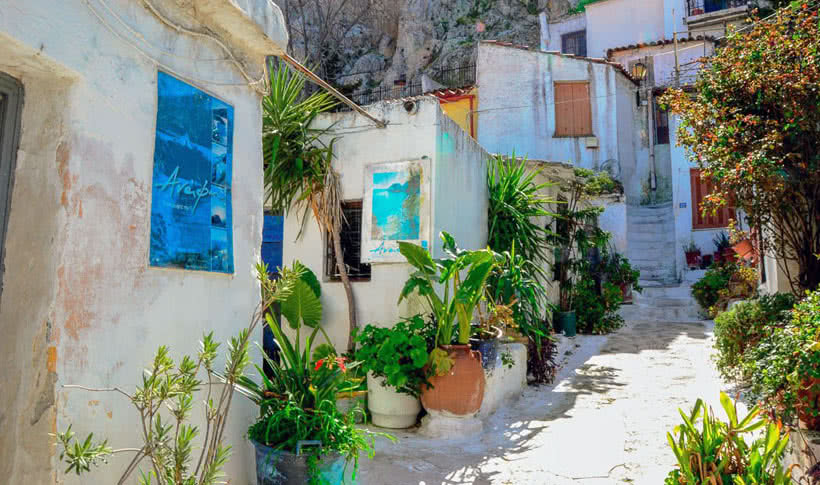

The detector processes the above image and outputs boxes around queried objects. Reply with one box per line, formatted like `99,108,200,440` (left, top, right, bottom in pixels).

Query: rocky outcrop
276,0,580,95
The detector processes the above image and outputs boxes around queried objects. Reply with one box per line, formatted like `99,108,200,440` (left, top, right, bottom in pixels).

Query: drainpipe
647,84,657,198
539,12,548,51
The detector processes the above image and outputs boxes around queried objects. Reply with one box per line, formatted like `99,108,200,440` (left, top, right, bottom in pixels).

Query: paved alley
357,318,726,485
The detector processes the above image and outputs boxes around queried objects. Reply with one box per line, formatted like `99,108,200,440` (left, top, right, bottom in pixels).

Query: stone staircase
618,284,703,322
626,203,678,286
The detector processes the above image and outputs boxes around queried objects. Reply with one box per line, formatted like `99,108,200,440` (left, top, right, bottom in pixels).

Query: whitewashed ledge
418,342,527,438
784,429,820,482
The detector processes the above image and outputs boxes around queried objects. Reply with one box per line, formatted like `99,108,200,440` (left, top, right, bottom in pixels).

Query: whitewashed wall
585,0,666,59
0,1,286,483
476,42,636,173
541,13,587,52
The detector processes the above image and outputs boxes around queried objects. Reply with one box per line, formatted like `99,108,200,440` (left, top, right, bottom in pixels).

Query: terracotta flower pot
732,239,755,262
797,376,820,431
420,345,485,417
619,282,633,304
685,250,701,268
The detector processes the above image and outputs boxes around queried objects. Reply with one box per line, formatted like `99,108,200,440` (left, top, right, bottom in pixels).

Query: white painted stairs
618,284,703,322
626,203,678,286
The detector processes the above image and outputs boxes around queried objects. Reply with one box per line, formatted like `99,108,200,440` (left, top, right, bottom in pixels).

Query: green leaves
487,154,557,264
263,62,337,215
354,316,433,397
664,393,791,484
281,279,323,329
398,241,437,275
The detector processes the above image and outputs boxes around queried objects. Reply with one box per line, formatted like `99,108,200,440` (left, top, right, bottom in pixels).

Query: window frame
553,81,593,138
654,102,670,145
690,169,735,230
561,30,587,57
325,199,371,282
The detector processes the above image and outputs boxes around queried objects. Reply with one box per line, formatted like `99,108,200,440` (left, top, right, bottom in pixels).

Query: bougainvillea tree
662,4,820,292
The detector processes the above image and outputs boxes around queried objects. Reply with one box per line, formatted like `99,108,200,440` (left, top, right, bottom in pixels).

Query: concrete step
633,295,695,307
638,285,693,299
627,233,677,243
618,304,701,322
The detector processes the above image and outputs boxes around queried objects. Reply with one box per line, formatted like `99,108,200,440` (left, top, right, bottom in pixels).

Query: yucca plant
262,61,360,351
665,392,792,485
487,154,556,264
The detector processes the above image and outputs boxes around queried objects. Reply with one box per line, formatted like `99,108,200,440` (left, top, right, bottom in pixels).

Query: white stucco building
529,0,757,283
282,97,490,346
0,1,287,483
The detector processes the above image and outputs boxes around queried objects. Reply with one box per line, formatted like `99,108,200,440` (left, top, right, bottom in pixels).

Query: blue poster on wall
149,71,234,273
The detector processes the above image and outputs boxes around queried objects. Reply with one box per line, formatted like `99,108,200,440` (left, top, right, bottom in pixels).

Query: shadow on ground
355,320,714,485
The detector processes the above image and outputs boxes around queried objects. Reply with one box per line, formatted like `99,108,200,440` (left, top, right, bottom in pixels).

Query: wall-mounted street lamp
631,62,648,81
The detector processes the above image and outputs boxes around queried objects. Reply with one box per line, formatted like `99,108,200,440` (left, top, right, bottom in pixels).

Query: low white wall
597,195,628,256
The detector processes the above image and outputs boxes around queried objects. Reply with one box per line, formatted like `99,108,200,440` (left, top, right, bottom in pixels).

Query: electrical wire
84,0,268,93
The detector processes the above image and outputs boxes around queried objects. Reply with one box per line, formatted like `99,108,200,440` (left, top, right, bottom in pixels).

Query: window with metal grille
561,30,587,57
326,200,371,281
654,103,670,145
554,82,592,137
690,169,735,229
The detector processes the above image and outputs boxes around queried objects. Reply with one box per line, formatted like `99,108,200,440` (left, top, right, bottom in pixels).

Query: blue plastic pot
252,440,346,485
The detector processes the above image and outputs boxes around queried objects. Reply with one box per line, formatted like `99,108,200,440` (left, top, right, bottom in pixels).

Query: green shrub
354,316,433,397
664,393,791,485
713,293,795,379
573,278,624,335
691,264,734,312
787,290,820,428
739,290,818,426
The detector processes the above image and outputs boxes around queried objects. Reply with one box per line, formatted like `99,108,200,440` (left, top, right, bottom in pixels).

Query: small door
0,72,23,304
261,213,284,369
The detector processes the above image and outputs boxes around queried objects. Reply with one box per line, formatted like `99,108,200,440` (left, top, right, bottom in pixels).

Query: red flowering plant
661,4,820,293
233,262,384,476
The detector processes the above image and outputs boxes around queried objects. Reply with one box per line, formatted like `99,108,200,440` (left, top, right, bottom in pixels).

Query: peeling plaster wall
284,98,489,346
0,35,74,485
0,1,285,483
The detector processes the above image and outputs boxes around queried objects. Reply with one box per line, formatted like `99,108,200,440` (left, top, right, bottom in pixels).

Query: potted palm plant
398,231,497,418
547,168,614,337
236,262,388,485
602,250,642,304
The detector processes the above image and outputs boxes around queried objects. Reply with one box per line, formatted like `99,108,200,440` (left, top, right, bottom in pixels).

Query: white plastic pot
366,373,420,429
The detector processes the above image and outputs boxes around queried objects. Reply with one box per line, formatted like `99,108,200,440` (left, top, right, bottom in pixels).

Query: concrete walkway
356,318,725,484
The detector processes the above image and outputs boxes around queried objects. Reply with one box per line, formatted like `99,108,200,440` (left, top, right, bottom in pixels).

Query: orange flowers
314,356,347,372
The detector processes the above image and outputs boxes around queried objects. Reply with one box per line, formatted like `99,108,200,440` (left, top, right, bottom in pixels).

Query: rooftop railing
686,0,750,17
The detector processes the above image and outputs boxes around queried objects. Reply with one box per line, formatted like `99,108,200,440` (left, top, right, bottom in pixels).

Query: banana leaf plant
234,262,355,411
398,232,497,374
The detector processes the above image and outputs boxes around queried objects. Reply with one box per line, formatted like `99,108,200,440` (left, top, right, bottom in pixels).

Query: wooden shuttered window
690,169,735,229
554,82,592,137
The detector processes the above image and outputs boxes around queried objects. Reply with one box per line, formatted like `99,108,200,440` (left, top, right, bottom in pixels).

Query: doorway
0,72,23,303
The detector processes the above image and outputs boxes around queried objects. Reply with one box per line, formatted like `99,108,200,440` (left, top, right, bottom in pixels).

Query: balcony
686,0,749,17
